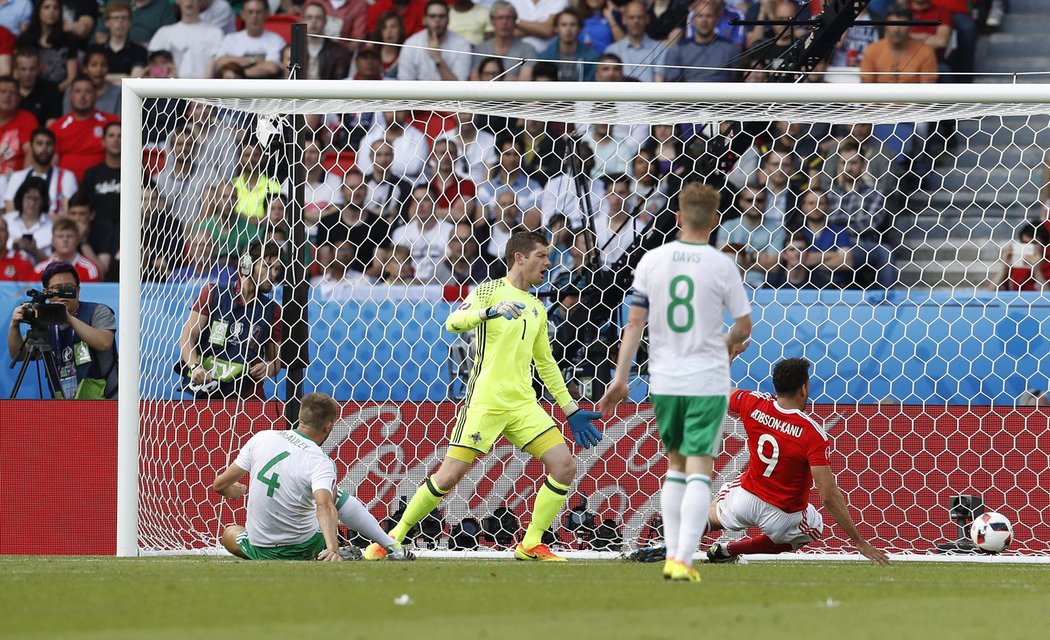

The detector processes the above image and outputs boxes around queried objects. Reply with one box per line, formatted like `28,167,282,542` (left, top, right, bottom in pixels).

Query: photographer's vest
197,282,277,396
53,302,118,399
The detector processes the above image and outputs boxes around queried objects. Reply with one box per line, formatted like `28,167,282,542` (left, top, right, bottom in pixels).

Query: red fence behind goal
2,401,1047,555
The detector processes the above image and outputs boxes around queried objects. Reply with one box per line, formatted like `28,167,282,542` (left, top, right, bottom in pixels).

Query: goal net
119,80,1050,559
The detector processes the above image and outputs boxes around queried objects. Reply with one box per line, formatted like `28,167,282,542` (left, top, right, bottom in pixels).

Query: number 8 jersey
729,390,830,513
630,240,751,396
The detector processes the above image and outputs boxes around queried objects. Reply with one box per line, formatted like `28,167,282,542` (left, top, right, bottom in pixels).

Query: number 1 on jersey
258,451,290,496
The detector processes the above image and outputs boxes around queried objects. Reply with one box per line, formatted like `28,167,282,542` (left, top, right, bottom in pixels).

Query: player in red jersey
706,358,890,565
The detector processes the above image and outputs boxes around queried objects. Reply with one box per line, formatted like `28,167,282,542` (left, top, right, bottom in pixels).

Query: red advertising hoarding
3,401,1048,555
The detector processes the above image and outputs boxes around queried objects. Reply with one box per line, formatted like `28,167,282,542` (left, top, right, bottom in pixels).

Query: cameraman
178,242,283,399
7,261,118,399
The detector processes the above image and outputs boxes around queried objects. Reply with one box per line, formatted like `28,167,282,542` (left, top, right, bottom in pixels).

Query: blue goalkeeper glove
486,301,526,320
566,408,603,449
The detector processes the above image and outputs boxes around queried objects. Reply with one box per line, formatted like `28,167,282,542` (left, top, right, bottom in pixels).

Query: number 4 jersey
729,390,830,513
631,241,751,396
233,430,337,547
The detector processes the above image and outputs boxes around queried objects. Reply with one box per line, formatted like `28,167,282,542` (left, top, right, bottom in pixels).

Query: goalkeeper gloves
486,301,526,320
566,408,603,449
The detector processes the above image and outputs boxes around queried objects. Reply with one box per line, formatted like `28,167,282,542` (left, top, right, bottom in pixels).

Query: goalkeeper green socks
521,476,570,548
390,476,447,543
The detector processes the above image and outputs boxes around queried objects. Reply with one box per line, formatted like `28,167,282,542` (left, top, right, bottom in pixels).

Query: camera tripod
9,324,64,399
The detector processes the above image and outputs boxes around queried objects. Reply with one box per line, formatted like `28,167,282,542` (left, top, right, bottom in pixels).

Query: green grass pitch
2,557,1048,640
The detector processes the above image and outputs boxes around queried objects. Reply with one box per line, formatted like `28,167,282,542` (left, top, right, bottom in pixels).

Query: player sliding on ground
368,230,603,562
212,392,412,561
599,182,752,582
707,358,890,565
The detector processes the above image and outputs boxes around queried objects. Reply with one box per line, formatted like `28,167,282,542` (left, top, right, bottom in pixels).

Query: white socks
661,471,687,559
338,493,395,547
675,474,711,563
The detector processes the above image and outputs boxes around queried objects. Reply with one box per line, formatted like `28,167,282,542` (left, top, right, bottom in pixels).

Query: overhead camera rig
731,0,941,82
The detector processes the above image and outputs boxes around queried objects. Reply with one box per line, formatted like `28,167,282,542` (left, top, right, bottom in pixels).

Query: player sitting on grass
706,358,890,565
368,230,603,562
212,392,412,561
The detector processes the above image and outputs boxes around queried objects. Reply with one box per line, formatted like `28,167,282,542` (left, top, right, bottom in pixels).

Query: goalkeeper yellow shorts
449,403,561,456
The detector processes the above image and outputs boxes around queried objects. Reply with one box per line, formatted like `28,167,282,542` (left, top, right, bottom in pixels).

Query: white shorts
715,483,824,547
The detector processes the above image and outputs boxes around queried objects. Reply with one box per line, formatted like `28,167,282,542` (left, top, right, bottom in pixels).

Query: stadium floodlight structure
119,79,1050,561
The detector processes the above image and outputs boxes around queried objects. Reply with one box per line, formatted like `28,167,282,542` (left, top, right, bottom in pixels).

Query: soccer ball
969,512,1013,553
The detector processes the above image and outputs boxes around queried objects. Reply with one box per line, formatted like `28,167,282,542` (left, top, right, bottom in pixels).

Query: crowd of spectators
0,0,1024,313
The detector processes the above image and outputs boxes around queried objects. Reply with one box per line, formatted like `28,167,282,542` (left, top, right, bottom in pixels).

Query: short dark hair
41,260,80,288
772,358,811,396
14,44,39,60
103,121,121,136
67,190,92,210
886,4,913,20
83,46,109,66
425,0,449,14
504,230,548,267
14,176,50,213
70,74,95,89
30,127,55,144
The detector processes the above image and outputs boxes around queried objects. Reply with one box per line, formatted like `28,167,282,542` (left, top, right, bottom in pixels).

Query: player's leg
388,452,473,544
510,407,575,561
651,395,687,578
670,395,728,581
335,490,414,560
383,406,503,549
220,525,250,559
661,449,687,579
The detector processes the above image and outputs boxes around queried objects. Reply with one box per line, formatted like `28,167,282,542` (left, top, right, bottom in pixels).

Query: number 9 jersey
728,389,831,513
630,240,751,397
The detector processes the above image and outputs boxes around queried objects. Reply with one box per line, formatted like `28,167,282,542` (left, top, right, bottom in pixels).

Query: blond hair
299,393,340,430
678,182,720,231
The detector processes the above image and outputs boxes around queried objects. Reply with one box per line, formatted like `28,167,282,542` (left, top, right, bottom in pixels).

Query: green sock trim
686,475,711,485
665,476,687,485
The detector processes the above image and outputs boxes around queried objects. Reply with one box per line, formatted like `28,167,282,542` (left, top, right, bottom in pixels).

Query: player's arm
812,465,890,565
598,303,647,414
313,488,343,561
533,316,602,448
212,463,248,500
445,288,524,334
724,313,752,362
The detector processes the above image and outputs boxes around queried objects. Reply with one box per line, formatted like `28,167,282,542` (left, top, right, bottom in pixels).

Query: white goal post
119,79,1050,559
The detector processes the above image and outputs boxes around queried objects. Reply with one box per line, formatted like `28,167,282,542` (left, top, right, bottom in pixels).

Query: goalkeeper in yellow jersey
366,230,603,561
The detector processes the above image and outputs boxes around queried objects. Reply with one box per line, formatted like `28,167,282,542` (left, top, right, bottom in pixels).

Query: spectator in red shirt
33,216,101,282
0,214,34,280
0,74,36,175
0,25,14,76
908,0,953,62
367,0,424,38
48,75,119,182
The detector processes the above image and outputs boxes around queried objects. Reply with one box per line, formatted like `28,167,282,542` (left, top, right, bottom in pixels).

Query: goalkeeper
369,230,603,562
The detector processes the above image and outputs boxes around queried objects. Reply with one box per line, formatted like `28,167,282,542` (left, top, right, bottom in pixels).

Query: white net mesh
129,83,1050,557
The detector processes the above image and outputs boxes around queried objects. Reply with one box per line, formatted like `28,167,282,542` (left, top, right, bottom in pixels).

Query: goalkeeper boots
669,562,701,582
514,542,567,562
706,542,737,564
364,542,414,561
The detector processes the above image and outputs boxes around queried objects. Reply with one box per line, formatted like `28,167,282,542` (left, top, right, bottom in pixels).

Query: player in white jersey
599,182,752,582
212,393,411,561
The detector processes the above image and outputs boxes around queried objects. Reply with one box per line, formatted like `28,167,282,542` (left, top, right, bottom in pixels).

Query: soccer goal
118,79,1050,560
